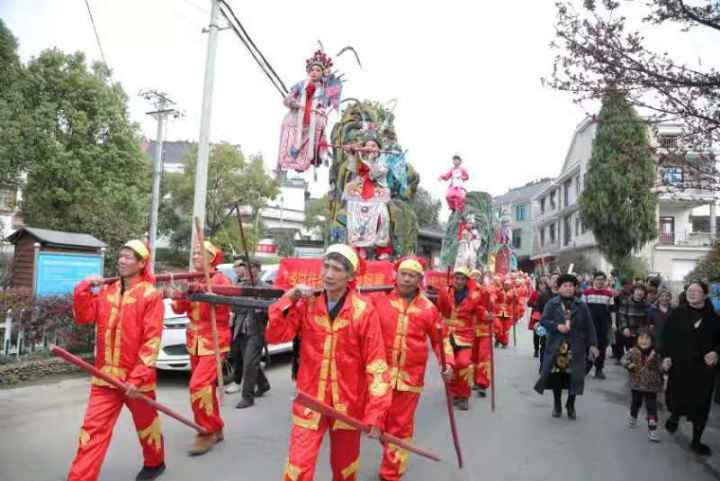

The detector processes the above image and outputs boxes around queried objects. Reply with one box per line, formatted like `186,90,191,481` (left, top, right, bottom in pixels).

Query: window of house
514,204,527,222
575,216,581,237
663,167,684,186
564,216,572,246
549,223,556,244
512,229,522,249
563,179,572,207
540,227,545,247
659,134,679,149
540,197,546,214
549,191,557,210
575,175,581,195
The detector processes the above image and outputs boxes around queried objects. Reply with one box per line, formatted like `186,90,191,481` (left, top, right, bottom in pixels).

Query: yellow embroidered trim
341,458,359,479
366,359,389,397
191,385,214,416
79,428,90,448
138,416,163,452
284,460,301,481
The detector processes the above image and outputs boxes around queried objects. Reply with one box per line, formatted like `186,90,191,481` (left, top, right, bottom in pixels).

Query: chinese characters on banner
273,258,396,290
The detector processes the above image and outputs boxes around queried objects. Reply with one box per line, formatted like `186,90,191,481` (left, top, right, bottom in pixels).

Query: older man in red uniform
437,266,487,410
170,241,231,455
68,240,166,481
371,256,453,481
494,278,522,348
267,244,391,481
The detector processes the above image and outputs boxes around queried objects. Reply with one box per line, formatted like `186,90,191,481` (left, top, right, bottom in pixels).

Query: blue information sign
35,252,103,296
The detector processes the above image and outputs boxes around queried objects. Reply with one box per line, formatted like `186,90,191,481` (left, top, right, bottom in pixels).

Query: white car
156,284,292,374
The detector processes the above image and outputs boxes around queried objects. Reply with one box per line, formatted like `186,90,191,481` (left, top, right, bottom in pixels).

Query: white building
531,117,717,285
492,178,554,270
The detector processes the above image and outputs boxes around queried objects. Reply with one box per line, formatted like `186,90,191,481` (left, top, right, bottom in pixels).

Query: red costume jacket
171,270,232,355
475,285,496,337
494,288,524,322
73,278,164,391
371,290,454,394
436,285,487,347
267,289,391,429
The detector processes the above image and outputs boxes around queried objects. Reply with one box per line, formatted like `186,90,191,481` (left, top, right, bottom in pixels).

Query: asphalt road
1,329,719,481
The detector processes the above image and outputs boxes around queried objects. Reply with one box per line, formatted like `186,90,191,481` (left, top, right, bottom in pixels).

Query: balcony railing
657,230,714,247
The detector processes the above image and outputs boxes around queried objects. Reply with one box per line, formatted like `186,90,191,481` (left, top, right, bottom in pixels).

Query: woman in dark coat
662,280,720,456
534,274,599,419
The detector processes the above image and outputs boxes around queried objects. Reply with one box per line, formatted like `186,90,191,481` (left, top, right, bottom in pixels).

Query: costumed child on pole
439,154,469,213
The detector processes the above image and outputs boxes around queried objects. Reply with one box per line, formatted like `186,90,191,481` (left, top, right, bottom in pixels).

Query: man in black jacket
226,260,271,409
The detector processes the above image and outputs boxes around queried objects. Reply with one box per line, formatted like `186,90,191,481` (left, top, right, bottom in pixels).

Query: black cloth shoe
477,388,487,398
456,398,469,411
666,417,679,434
136,463,166,481
235,398,254,409
552,408,562,418
566,406,577,420
533,351,539,358
594,370,606,380
691,440,712,456
471,384,480,391
255,385,270,397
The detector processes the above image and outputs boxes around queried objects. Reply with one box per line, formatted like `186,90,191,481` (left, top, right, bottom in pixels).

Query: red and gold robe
68,278,165,481
371,289,454,481
172,269,231,434
267,288,391,481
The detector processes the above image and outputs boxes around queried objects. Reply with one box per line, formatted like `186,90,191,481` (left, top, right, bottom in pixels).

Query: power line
83,0,108,66
216,0,288,97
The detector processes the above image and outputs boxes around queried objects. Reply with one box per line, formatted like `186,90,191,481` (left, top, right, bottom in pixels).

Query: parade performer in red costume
437,267,487,410
68,240,166,481
494,278,522,348
170,241,231,455
371,256,454,481
473,278,495,398
267,244,391,481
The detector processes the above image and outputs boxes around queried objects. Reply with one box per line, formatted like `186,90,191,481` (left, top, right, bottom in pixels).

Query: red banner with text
274,258,395,290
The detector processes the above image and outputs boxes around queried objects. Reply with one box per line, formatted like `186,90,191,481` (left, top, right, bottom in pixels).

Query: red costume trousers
283,415,361,481
449,346,473,399
496,316,512,347
67,386,164,481
190,354,224,434
379,391,421,481
473,334,493,389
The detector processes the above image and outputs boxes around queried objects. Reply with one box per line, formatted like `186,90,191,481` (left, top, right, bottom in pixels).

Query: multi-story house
493,178,553,271
531,117,717,286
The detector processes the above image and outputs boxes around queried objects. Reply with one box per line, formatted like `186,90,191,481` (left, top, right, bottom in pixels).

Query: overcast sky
1,0,714,216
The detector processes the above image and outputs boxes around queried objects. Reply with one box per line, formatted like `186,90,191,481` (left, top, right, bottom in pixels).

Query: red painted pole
294,391,441,462
438,327,464,468
51,345,209,434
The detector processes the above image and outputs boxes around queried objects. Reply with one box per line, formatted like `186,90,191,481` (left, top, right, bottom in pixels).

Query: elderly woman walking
534,274,599,419
662,280,720,456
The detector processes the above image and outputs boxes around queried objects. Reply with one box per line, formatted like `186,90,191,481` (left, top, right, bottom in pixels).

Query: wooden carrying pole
51,345,208,434
102,271,204,285
193,217,224,402
437,327,464,468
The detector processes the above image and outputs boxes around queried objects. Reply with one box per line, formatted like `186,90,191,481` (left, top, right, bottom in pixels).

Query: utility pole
190,0,221,268
140,89,181,273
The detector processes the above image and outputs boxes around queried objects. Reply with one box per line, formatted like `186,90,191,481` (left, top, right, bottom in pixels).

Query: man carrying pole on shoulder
437,266,488,411
266,244,391,481
68,240,166,481
370,256,454,481
167,240,231,455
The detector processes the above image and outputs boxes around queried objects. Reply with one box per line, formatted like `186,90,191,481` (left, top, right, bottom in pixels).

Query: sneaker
594,370,606,380
691,440,712,456
136,463,166,481
648,430,660,443
224,382,242,395
628,416,638,428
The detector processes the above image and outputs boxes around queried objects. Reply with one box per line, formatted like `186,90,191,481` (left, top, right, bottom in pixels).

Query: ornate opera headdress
305,50,333,72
